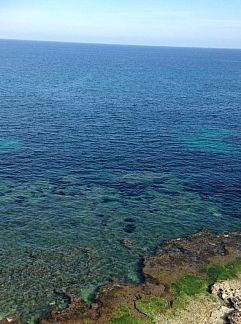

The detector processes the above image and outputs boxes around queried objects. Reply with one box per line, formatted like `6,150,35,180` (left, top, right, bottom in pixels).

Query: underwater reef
3,231,241,323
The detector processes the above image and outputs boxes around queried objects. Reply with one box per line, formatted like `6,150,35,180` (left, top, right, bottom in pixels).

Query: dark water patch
124,217,135,223
101,221,108,227
124,224,137,234
15,195,26,203
96,213,104,218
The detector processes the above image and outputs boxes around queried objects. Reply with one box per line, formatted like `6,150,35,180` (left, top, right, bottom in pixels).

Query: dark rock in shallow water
124,217,135,223
101,221,107,227
57,190,66,196
124,223,136,233
51,189,65,196
15,195,26,203
102,196,116,203
40,293,94,324
96,213,104,217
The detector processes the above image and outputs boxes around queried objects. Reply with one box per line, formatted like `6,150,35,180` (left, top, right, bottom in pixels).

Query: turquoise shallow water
0,40,241,322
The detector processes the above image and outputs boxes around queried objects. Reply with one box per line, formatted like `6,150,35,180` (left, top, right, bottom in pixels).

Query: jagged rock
227,310,241,324
0,315,19,324
212,280,241,310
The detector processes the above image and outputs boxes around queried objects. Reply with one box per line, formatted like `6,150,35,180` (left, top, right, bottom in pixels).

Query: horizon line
1,37,241,51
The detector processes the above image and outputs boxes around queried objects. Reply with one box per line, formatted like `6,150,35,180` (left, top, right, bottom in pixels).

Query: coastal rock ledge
3,231,241,324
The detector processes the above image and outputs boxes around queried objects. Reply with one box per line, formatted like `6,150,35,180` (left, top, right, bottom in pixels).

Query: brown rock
119,239,133,250
0,314,19,324
227,310,241,324
40,293,92,323
144,232,241,284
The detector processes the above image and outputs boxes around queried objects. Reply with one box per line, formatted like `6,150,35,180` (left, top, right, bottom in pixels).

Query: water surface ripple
0,40,241,322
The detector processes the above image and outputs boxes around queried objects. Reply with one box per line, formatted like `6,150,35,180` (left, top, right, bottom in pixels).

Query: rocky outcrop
212,280,241,324
144,232,241,284
212,280,241,311
3,231,241,324
227,310,241,324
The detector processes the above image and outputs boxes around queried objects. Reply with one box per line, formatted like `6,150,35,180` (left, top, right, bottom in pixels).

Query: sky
0,0,241,48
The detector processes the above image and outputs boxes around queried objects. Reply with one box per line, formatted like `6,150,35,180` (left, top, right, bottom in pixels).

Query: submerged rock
123,223,136,233
119,239,133,250
124,217,135,223
40,293,95,324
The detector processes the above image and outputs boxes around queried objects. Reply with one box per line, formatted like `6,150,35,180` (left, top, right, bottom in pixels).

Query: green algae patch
171,275,209,310
202,258,241,283
169,260,241,313
135,295,168,320
204,264,237,282
110,307,144,324
172,275,209,297
228,258,241,275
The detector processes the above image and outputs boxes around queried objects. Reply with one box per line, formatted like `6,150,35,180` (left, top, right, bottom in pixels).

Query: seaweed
202,258,241,283
171,275,209,309
110,307,144,324
135,295,168,320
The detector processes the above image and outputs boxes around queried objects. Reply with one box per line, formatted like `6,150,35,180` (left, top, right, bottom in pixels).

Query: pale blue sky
0,0,241,48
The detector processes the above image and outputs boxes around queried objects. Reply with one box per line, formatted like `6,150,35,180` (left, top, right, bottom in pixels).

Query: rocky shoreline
2,231,241,324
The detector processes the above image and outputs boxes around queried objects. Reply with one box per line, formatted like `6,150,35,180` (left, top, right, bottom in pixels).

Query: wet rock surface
144,232,241,284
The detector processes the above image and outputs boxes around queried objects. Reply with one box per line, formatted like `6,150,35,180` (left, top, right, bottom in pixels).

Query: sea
0,39,241,322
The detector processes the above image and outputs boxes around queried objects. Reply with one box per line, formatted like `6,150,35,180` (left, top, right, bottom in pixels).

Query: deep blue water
0,39,241,322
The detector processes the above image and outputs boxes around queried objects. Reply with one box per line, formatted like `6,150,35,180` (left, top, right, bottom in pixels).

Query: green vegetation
202,258,241,283
111,259,241,323
135,295,168,320
110,306,144,324
228,258,241,274
170,259,241,311
171,275,209,310
172,275,209,297
204,264,237,282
